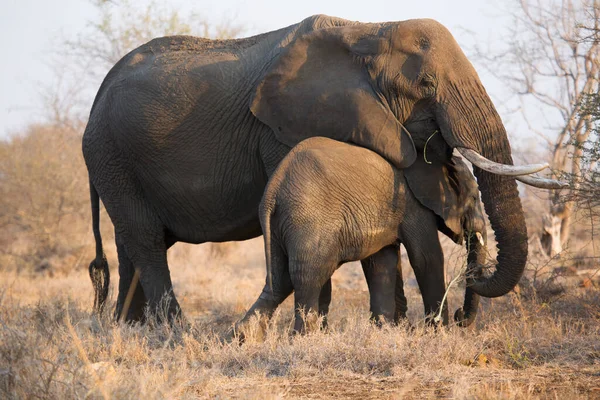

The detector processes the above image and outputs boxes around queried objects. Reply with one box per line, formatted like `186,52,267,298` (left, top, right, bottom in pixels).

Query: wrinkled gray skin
238,137,487,333
83,15,527,322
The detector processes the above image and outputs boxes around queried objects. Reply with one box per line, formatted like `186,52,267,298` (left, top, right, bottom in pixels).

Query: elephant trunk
441,81,528,298
471,168,527,297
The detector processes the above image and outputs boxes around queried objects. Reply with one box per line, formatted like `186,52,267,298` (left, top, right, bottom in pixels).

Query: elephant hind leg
289,255,337,334
236,241,292,340
361,245,399,325
292,286,322,334
117,201,182,324
115,236,147,323
86,137,181,324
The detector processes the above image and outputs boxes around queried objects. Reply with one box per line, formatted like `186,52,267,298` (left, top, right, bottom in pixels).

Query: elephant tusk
515,175,570,189
457,148,549,176
423,130,439,165
475,232,485,246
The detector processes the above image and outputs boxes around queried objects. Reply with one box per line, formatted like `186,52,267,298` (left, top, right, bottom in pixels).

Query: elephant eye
419,74,437,98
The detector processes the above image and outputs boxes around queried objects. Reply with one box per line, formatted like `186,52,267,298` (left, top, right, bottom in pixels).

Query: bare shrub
472,0,600,258
0,122,113,275
55,0,245,121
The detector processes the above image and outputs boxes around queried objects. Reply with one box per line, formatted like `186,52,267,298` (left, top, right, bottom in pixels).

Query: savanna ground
1,224,599,399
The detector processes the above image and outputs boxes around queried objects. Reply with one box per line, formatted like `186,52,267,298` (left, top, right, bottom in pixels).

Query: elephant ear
250,25,416,169
405,150,464,243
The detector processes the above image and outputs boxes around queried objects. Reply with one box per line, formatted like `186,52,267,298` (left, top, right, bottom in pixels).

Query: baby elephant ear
405,154,463,241
250,25,416,169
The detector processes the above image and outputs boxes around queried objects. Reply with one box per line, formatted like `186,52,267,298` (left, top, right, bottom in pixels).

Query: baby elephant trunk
455,229,486,327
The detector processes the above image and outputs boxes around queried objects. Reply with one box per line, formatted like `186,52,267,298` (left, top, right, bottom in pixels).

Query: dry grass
1,238,599,399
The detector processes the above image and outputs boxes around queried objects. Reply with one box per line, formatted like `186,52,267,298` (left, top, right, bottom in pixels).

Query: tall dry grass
1,238,599,399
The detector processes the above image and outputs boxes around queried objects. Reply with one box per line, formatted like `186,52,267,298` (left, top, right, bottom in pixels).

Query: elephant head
250,15,545,298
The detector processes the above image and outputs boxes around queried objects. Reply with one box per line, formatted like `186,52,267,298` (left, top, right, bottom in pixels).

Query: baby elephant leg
290,257,336,334
243,275,293,322
318,279,332,329
361,245,398,325
236,244,292,338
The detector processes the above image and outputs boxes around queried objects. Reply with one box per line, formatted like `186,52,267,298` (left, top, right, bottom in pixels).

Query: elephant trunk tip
453,307,475,328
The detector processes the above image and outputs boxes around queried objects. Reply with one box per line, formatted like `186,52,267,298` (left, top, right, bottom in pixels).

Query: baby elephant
240,137,486,333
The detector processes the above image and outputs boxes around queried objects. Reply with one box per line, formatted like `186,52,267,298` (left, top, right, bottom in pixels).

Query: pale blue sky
3,0,541,148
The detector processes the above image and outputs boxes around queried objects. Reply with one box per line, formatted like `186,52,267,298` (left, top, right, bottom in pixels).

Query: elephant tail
88,178,110,314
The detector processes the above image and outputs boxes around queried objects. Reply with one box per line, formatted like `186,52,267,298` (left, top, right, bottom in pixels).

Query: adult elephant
83,15,556,321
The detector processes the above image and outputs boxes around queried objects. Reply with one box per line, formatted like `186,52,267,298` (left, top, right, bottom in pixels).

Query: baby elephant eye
420,78,436,97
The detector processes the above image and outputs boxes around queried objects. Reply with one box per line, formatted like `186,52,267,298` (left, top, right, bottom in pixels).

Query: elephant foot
453,307,476,328
144,305,186,328
318,311,331,332
228,312,271,344
394,308,408,324
368,315,384,328
293,309,321,335
222,327,245,345
121,298,186,329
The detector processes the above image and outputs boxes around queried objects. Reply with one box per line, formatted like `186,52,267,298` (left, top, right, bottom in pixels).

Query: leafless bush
472,0,600,257
54,0,245,121
0,122,112,275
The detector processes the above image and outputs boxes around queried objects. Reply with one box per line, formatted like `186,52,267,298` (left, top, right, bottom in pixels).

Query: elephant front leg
361,245,398,325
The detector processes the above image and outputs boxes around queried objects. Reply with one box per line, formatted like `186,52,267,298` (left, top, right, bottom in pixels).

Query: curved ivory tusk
516,175,570,189
475,232,485,246
457,148,549,176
